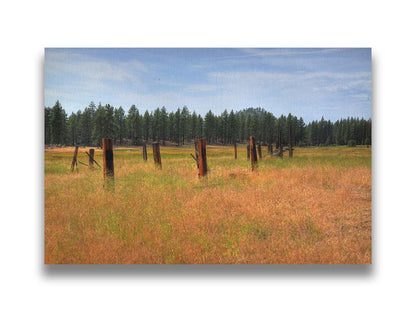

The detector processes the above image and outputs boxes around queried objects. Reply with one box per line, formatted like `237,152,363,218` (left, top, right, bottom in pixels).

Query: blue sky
44,48,371,123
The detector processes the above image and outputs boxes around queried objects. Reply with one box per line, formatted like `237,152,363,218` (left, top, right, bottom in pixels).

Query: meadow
44,145,371,264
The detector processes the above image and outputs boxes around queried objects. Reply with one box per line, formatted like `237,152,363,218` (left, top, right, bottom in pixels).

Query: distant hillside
236,107,268,118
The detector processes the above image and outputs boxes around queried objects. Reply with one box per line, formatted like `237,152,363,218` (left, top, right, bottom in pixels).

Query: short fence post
198,138,207,177
257,143,262,159
247,144,250,160
250,136,258,171
143,143,147,161
88,148,95,169
234,142,237,160
70,146,79,172
152,142,162,168
102,138,114,190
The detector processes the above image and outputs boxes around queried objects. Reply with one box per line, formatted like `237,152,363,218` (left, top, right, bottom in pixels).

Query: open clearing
44,145,371,264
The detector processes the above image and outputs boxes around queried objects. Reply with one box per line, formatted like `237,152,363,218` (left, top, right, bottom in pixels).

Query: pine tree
239,113,246,142
174,108,181,145
126,105,142,145
68,111,82,145
228,110,238,144
143,110,151,142
114,106,126,145
153,108,162,142
219,109,229,144
80,105,94,146
44,106,52,145
180,106,190,145
196,114,204,139
204,110,216,144
50,100,67,145
160,106,168,145
297,117,306,145
103,104,116,139
190,111,198,142
168,112,175,142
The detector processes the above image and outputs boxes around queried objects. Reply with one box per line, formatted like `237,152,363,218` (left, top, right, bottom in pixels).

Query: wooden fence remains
250,136,258,171
257,143,262,159
143,143,147,161
190,141,199,169
102,138,114,190
88,148,94,169
85,150,101,168
152,142,162,168
247,144,250,160
70,146,79,172
234,142,237,160
198,138,207,177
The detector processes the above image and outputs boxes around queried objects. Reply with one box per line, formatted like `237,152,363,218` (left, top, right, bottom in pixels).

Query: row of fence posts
69,138,208,189
70,134,292,189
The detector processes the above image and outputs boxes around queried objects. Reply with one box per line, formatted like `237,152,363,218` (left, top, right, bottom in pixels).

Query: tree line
45,101,371,147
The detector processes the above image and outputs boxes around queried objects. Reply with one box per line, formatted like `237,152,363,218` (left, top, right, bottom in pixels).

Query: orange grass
44,145,371,264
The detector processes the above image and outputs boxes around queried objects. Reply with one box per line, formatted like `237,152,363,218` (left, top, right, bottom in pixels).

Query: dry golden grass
44,145,371,264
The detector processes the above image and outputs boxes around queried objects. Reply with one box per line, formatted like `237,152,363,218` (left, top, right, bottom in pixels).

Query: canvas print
44,48,371,264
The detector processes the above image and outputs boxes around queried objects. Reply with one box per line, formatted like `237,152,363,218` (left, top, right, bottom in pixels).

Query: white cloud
207,70,371,96
45,50,148,89
238,48,342,58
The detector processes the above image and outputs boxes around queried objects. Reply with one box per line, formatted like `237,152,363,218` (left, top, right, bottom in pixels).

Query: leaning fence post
88,148,95,169
143,143,147,161
198,138,207,177
234,142,237,160
102,138,114,190
70,146,79,172
152,142,162,168
250,136,258,171
257,143,262,159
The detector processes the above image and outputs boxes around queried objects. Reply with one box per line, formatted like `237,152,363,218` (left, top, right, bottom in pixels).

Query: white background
1,0,415,311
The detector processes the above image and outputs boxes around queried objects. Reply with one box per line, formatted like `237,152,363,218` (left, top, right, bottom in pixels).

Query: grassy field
44,145,371,264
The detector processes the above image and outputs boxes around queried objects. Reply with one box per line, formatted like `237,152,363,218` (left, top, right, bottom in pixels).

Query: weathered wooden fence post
234,142,237,160
102,138,114,190
143,143,147,161
250,136,258,171
289,124,293,158
85,150,101,169
198,138,207,177
152,142,162,168
247,144,250,160
88,148,95,169
70,146,79,172
257,143,262,159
